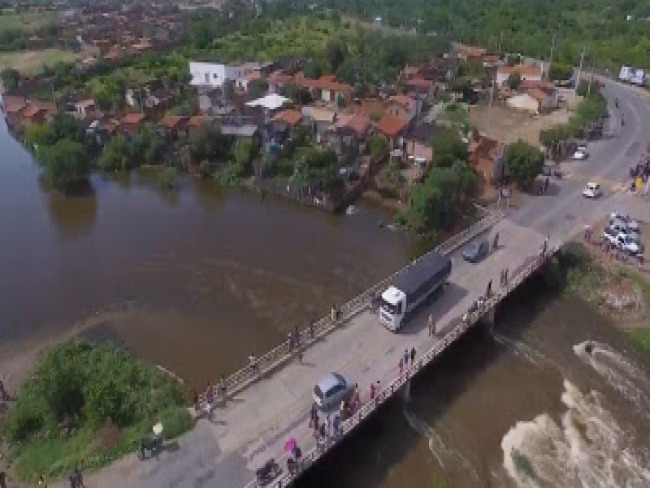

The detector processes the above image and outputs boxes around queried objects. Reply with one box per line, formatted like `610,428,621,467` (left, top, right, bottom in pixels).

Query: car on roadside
601,227,619,246
582,182,602,198
462,239,490,264
608,218,631,235
573,149,589,160
616,234,642,255
313,372,353,411
609,212,640,231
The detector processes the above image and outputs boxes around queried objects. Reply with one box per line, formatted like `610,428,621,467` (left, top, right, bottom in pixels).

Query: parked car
582,182,602,198
601,227,619,246
573,149,588,160
313,373,353,410
462,239,490,263
616,234,642,255
609,212,640,231
608,219,630,235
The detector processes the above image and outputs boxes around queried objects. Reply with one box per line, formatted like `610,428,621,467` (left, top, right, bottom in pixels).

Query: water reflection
45,188,97,239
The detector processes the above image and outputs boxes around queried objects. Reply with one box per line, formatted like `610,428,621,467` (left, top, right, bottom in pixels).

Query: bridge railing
199,208,503,405
243,246,558,488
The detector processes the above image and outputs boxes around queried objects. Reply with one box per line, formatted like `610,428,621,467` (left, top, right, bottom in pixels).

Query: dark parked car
462,240,489,263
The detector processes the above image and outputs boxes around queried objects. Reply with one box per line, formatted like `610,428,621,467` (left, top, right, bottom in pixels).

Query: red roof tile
272,108,302,126
375,115,408,138
21,106,45,118
159,114,188,130
2,95,27,114
121,113,146,125
300,75,352,93
335,113,370,137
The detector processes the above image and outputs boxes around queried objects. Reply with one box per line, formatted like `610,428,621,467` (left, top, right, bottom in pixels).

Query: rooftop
375,114,408,138
272,108,302,126
221,124,259,137
121,113,146,125
335,113,370,137
246,94,291,111
498,64,542,78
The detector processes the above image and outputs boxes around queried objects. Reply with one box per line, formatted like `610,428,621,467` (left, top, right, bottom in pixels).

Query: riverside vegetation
542,242,650,352
1,341,192,481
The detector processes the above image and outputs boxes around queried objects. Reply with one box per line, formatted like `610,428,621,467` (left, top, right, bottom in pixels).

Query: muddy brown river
1,118,649,487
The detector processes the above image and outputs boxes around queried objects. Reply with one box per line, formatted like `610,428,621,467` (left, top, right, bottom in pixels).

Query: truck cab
379,286,407,331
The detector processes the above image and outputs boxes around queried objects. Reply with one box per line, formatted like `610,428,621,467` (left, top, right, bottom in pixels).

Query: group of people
191,376,229,419
398,347,417,375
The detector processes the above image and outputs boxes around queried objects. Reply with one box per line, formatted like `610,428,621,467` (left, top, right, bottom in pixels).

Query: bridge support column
401,379,412,402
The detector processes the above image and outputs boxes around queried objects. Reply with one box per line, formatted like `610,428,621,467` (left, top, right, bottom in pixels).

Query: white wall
189,61,248,88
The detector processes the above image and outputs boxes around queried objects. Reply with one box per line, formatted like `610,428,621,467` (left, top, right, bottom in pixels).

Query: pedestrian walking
294,326,300,346
309,320,315,339
486,279,493,297
542,236,549,255
499,269,505,286
73,466,85,488
326,414,332,436
493,232,500,251
544,177,550,193
191,388,199,411
219,375,227,399
584,224,591,242
503,268,509,285
330,305,337,321
248,352,258,374
352,385,360,410
205,382,214,421
319,421,326,440
428,314,435,336
403,349,409,368
313,413,320,432
370,382,377,400
398,357,403,375
288,331,294,351
410,347,416,364
298,349,304,364
332,413,341,437
0,471,6,488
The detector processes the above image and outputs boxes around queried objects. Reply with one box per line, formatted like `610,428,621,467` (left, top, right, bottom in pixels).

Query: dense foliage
26,114,92,192
3,341,190,480
291,0,650,70
397,130,477,233
503,140,545,190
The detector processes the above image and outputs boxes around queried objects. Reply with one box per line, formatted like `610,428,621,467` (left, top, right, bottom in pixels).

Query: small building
375,115,408,148
20,106,48,126
450,42,487,61
268,70,295,94
221,124,261,147
404,121,437,163
386,95,418,123
506,93,541,114
496,64,543,87
299,74,352,105
120,113,147,133
469,135,502,182
301,105,336,140
271,108,303,134
74,99,96,119
526,88,557,113
158,114,189,137
188,61,263,89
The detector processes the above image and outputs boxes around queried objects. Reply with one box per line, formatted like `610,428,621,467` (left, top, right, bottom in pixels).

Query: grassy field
0,10,56,33
629,328,650,352
2,341,192,482
0,48,77,75
211,17,355,62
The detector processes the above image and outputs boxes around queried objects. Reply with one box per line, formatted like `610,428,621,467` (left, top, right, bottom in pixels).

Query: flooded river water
1,119,649,487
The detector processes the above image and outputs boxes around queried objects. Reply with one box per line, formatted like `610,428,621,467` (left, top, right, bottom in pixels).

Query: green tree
303,60,326,79
367,134,388,159
548,63,573,81
247,78,269,99
507,72,522,90
36,138,90,191
98,135,132,171
26,123,58,148
326,40,348,72
432,130,468,168
1,67,20,92
504,140,544,190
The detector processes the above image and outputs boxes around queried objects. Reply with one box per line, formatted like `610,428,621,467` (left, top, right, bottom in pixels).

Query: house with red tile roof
268,70,294,94
21,106,47,126
2,95,28,128
271,108,302,128
386,95,418,123
158,113,189,138
298,74,352,105
120,112,147,133
375,114,408,147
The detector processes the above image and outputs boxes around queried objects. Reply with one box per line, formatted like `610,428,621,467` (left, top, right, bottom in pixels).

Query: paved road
58,80,650,488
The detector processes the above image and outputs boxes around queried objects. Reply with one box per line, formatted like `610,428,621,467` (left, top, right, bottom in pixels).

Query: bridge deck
131,218,546,488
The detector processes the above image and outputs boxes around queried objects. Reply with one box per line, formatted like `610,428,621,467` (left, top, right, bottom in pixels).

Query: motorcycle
256,459,281,485
136,422,164,460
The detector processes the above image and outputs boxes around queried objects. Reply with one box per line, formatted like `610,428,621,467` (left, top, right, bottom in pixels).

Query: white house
189,61,265,89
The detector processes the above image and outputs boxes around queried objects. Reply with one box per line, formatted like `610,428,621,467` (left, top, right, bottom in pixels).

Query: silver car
313,372,353,410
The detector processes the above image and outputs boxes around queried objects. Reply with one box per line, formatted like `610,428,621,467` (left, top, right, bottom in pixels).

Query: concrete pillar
401,379,412,402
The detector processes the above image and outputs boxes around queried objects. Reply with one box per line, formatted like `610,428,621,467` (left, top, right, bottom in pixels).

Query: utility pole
575,46,586,93
547,34,556,82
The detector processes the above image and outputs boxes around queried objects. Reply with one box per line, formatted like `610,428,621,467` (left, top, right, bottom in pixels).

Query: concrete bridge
72,79,650,488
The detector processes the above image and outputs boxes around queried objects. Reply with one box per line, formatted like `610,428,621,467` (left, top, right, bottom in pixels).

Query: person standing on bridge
410,347,416,365
370,382,377,401
398,357,404,375
492,232,500,252
428,314,435,336
249,352,258,375
403,349,410,369
486,279,493,298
